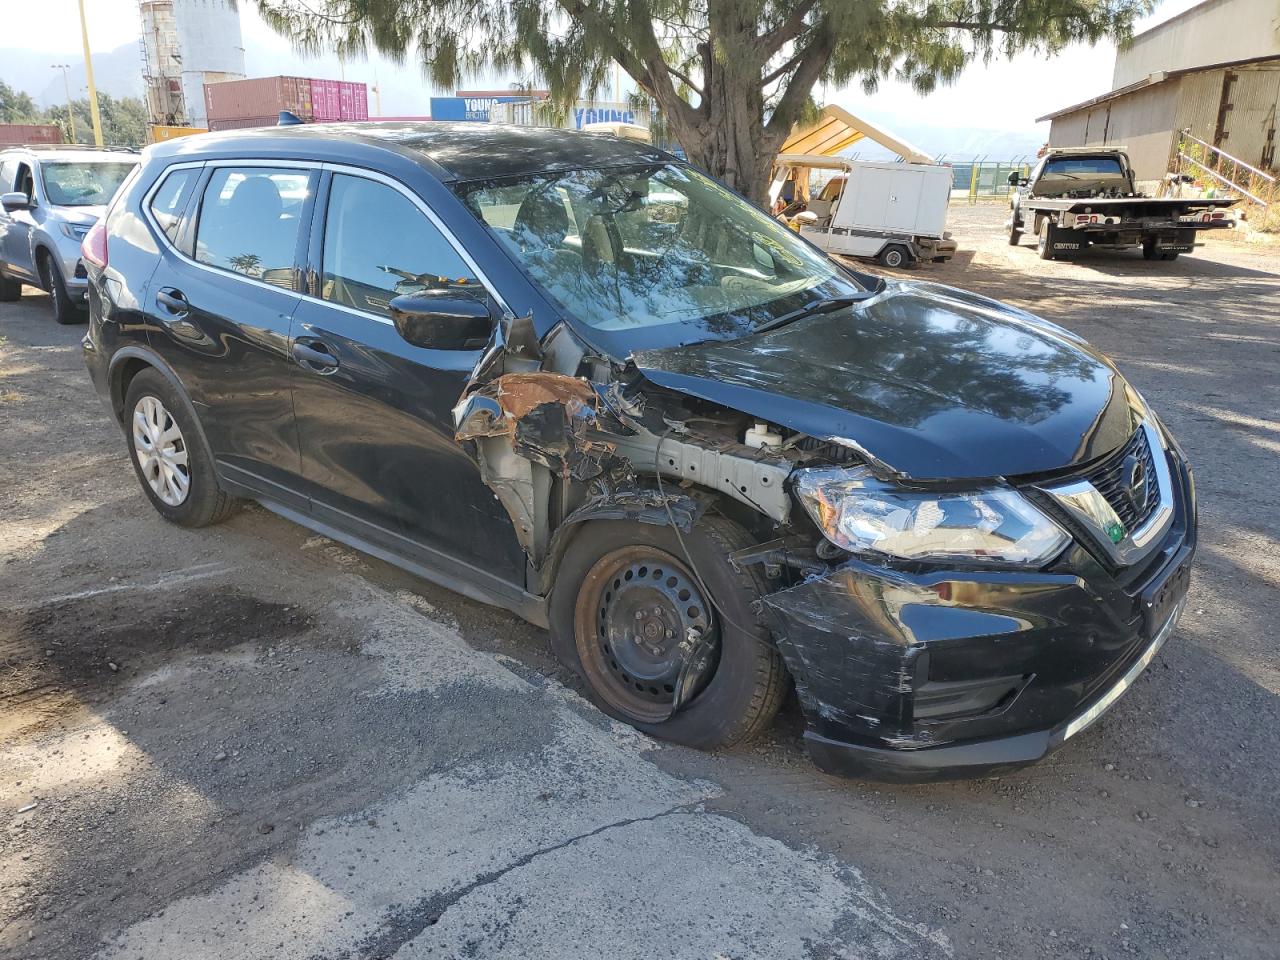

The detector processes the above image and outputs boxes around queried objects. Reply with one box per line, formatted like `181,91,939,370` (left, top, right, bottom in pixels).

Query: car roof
146,121,676,182
1,147,139,163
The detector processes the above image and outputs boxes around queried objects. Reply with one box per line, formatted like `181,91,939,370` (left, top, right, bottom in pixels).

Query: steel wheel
132,395,190,506
573,545,718,724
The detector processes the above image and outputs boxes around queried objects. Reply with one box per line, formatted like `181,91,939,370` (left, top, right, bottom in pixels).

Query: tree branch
760,0,819,58
764,21,835,138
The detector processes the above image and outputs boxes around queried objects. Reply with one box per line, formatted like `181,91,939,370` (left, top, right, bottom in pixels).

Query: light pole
76,0,105,146
51,63,77,143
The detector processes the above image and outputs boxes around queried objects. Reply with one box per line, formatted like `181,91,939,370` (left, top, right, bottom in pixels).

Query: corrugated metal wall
1047,111,1089,147
1046,83,1179,180
1173,70,1227,144
1097,83,1181,180
1221,66,1280,169
1047,61,1280,180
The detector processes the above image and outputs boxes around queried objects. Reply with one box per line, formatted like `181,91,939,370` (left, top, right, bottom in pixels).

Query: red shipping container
308,79,339,121
0,123,62,145
204,76,315,122
338,82,355,120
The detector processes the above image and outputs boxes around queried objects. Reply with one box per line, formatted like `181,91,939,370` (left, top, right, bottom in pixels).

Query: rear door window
194,166,310,288
148,167,198,243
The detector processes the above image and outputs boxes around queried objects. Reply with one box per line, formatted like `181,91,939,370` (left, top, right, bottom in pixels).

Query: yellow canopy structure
780,104,934,165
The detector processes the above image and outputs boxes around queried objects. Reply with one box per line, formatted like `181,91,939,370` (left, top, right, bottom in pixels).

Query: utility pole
52,64,77,143
77,0,105,146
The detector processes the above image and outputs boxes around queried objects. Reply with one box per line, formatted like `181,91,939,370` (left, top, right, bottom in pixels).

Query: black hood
633,282,1142,481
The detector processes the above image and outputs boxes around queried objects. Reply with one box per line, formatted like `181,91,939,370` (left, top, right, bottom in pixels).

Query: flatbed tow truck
1009,147,1239,261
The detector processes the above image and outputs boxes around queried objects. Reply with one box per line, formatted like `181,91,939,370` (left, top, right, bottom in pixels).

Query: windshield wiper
752,295,865,335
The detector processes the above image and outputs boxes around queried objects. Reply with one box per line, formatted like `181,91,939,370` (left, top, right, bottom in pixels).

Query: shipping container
204,75,315,122
148,125,208,143
0,123,62,146
204,75,369,125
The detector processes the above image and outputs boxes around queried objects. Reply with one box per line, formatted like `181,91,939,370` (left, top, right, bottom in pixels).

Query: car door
290,167,527,586
145,161,315,509
0,160,38,281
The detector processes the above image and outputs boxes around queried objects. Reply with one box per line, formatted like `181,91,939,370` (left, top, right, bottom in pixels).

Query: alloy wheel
132,395,190,506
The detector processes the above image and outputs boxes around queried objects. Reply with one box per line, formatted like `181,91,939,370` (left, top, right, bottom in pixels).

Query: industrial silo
140,0,245,129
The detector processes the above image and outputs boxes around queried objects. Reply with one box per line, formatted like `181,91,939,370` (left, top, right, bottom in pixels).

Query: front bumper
761,442,1196,782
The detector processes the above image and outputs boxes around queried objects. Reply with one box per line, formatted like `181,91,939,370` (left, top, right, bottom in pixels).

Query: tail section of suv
81,124,1196,780
0,146,138,322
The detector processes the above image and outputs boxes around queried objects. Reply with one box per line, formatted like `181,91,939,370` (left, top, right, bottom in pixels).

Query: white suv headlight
794,466,1069,565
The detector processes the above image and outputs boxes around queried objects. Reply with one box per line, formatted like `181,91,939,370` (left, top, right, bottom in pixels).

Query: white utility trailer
770,153,957,268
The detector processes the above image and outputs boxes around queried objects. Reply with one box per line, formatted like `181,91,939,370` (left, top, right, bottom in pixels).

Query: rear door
145,161,315,508
289,167,527,585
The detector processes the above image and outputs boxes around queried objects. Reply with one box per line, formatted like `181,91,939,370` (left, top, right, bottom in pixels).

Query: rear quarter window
147,167,197,243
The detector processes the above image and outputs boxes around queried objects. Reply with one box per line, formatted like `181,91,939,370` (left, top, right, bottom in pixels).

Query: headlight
60,222,92,240
794,466,1069,565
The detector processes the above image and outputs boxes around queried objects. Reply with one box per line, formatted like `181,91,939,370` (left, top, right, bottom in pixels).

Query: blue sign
572,106,635,128
430,96,526,122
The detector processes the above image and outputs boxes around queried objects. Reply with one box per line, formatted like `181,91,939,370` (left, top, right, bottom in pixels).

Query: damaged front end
448,312,1196,782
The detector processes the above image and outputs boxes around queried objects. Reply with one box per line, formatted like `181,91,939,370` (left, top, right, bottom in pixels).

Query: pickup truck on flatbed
1008,147,1239,262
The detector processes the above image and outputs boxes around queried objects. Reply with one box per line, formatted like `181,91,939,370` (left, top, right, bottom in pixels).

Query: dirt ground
1,203,1277,960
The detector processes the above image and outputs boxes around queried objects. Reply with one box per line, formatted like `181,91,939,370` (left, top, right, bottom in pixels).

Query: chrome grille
1083,427,1160,532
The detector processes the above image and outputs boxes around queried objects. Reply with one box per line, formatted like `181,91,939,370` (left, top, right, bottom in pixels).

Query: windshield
458,163,864,351
1039,156,1126,181
41,161,137,207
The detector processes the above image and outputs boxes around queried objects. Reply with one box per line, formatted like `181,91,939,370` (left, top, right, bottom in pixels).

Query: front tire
38,253,83,325
550,516,786,749
124,368,238,527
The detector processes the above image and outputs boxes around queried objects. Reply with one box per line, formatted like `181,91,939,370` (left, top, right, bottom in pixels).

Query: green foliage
0,81,42,124
248,0,1153,199
10,92,148,148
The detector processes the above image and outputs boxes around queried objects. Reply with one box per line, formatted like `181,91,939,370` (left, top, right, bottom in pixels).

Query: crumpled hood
633,281,1142,481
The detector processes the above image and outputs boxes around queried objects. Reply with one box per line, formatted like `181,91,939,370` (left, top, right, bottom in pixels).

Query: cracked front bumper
761,449,1196,783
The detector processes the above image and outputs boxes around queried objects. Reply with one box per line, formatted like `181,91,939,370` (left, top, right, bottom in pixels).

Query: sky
12,0,1205,150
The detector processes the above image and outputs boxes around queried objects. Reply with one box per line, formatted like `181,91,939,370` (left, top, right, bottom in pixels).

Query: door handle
292,340,339,373
155,288,189,316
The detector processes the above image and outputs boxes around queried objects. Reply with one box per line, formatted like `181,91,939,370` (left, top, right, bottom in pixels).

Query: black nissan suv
80,123,1196,780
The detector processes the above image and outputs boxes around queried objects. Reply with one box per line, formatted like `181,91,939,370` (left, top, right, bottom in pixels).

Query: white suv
0,146,138,323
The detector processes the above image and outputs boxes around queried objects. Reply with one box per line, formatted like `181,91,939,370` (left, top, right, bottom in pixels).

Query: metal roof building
1038,0,1280,182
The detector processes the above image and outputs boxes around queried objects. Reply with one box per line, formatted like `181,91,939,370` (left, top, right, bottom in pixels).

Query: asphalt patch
0,586,313,733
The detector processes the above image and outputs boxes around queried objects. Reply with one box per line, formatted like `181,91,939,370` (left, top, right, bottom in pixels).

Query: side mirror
1007,172,1022,187
1,192,33,212
389,291,495,350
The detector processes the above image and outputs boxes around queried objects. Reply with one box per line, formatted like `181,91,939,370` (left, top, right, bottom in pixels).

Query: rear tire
124,368,238,528
876,244,911,269
1142,239,1159,260
549,516,787,749
38,253,83,325
0,270,21,302
1037,218,1057,260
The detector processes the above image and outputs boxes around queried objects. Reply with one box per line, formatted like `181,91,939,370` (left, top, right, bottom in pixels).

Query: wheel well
111,357,153,424
34,245,53,288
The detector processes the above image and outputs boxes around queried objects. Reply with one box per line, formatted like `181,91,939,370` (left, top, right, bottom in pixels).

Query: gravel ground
0,202,1277,960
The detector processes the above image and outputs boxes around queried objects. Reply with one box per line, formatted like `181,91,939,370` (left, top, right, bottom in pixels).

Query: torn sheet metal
454,372,615,482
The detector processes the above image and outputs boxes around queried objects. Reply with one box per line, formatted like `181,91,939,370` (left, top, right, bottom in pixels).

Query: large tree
252,0,1151,202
